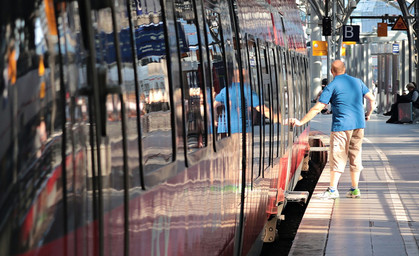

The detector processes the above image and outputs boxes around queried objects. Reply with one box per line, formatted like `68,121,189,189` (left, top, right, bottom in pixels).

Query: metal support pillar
310,4,323,100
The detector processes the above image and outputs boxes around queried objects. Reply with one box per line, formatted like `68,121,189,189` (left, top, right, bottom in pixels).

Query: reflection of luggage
398,102,412,123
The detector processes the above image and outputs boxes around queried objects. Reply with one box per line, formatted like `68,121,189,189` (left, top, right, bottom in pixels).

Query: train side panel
0,0,309,255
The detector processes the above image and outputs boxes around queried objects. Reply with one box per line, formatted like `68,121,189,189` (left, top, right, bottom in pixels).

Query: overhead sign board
312,41,327,56
377,23,388,37
391,15,408,31
343,25,360,42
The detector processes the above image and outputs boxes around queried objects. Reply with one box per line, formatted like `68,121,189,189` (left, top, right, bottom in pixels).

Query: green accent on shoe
346,188,361,198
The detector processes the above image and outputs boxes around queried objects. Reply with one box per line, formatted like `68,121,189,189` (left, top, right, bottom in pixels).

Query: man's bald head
331,60,346,76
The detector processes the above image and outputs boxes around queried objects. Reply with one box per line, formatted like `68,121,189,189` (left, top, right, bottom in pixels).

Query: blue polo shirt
319,74,369,132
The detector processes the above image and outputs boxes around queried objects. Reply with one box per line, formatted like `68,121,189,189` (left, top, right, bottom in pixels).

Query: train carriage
0,0,310,255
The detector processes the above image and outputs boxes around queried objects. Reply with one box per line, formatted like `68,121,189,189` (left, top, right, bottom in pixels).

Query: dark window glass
175,0,206,152
292,55,301,136
259,46,271,171
248,40,262,179
205,9,230,140
281,50,290,149
269,48,280,158
276,49,286,156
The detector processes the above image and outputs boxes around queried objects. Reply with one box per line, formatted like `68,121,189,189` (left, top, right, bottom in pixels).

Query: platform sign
312,41,327,56
393,43,400,54
343,25,360,42
341,41,356,56
391,15,408,31
377,23,388,37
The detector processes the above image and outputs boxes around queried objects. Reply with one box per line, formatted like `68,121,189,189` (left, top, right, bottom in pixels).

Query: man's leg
348,128,364,184
315,131,348,199
329,131,349,188
350,171,361,188
330,170,342,188
347,129,364,198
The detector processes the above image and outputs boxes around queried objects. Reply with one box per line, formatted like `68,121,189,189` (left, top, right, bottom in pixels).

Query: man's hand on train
287,118,303,127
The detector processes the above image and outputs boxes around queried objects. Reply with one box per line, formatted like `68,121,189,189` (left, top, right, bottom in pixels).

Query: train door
76,1,142,255
129,0,178,253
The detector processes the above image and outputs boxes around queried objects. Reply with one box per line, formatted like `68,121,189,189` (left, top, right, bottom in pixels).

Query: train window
276,47,285,156
299,56,306,128
292,56,300,125
302,58,307,126
291,55,300,136
298,58,303,132
204,9,230,140
269,47,280,159
281,50,290,150
174,0,207,152
247,39,262,179
299,57,305,128
260,48,268,75
258,43,271,171
133,0,174,174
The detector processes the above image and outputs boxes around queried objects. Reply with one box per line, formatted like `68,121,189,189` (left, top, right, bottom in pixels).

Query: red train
0,0,310,255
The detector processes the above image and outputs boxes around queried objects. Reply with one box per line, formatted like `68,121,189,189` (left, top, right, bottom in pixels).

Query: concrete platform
289,114,419,256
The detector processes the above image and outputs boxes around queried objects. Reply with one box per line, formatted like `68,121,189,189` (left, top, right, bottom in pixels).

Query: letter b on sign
343,25,360,42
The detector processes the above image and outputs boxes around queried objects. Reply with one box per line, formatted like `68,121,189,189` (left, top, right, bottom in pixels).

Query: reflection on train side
0,0,310,254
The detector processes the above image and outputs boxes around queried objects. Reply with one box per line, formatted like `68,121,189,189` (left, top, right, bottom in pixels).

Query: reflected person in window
214,69,278,135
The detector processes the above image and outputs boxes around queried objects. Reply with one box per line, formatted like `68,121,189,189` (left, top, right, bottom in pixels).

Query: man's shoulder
345,74,363,82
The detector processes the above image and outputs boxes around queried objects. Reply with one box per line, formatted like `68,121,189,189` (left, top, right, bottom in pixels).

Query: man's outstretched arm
290,101,327,126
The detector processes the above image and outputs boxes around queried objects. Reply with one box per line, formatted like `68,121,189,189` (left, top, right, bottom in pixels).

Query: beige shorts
329,129,364,173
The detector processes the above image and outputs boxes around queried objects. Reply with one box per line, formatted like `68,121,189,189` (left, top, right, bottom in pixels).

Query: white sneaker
316,187,339,199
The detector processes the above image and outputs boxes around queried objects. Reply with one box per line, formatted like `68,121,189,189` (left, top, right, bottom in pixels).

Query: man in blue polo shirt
290,60,375,199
